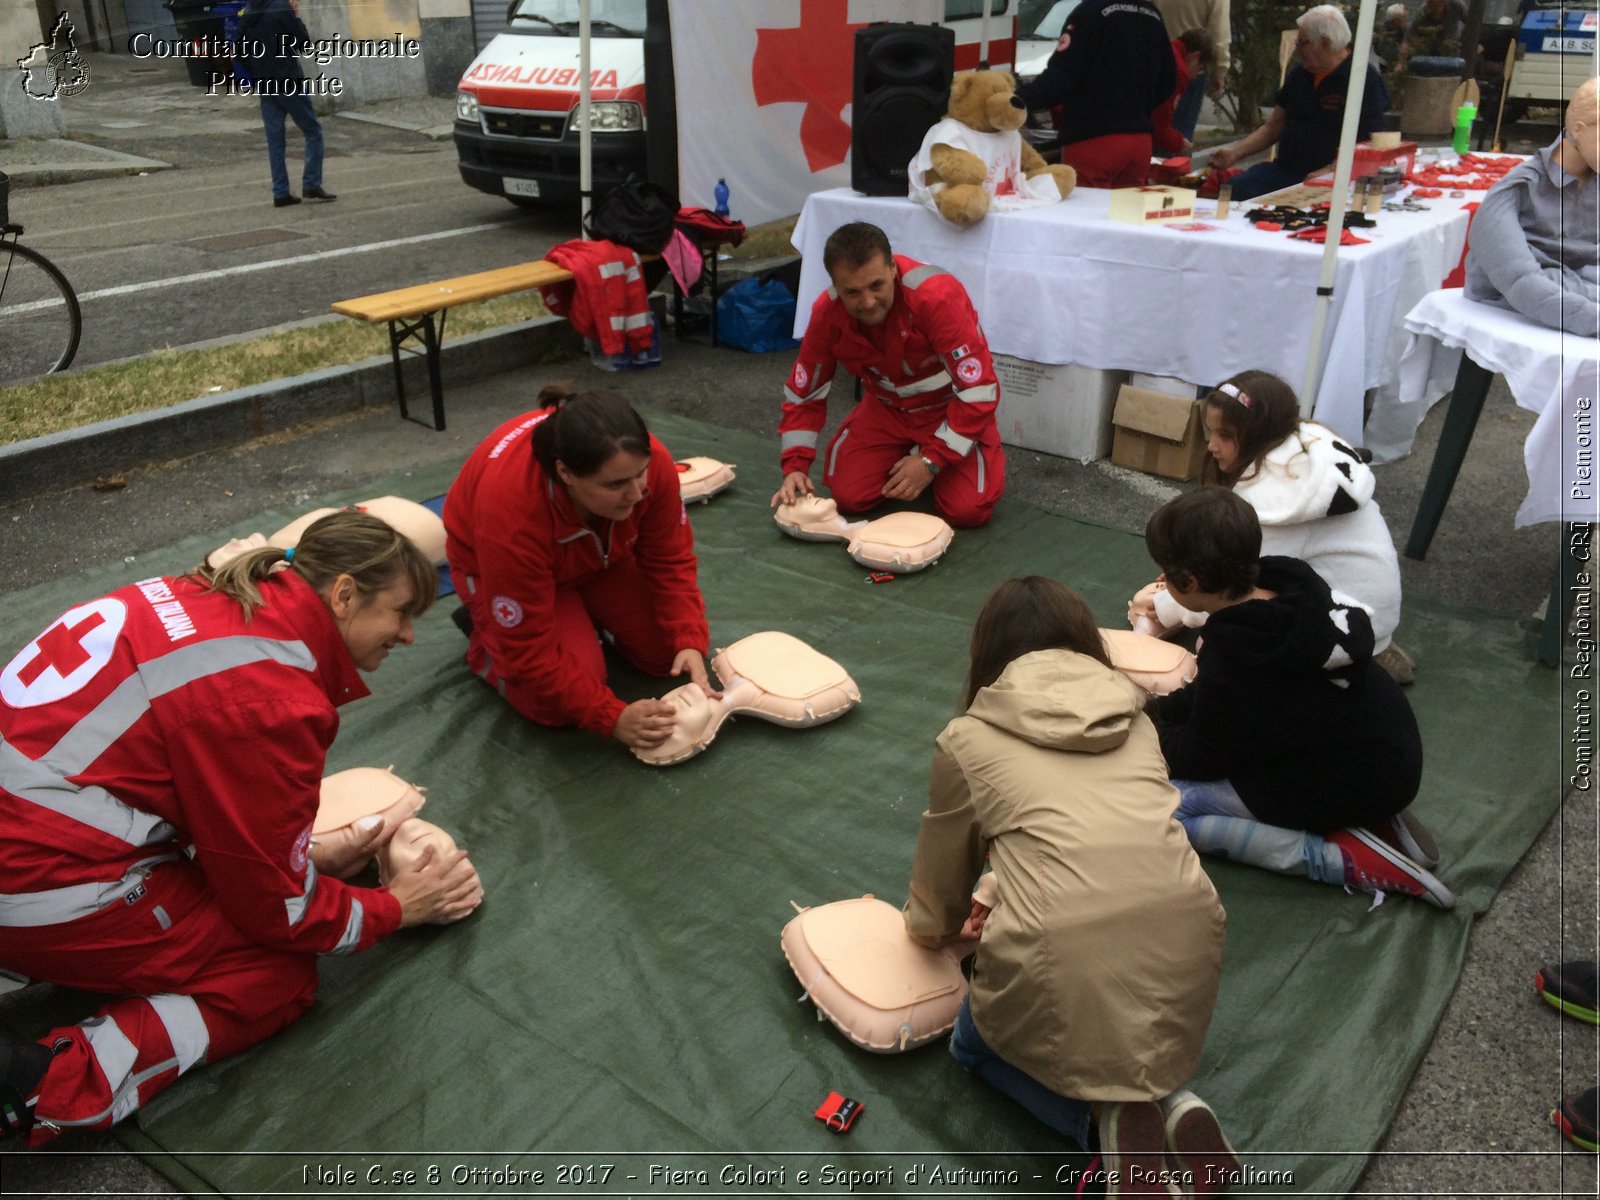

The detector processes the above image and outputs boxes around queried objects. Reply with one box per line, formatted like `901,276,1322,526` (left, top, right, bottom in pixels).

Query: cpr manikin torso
774,495,953,573
675,457,736,504
781,872,998,1053
1099,628,1197,696
207,497,448,570
633,630,861,766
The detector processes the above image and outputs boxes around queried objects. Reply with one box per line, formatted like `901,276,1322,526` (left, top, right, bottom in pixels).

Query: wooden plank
332,261,576,323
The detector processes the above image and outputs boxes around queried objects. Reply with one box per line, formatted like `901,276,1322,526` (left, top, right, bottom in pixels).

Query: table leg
1404,354,1494,560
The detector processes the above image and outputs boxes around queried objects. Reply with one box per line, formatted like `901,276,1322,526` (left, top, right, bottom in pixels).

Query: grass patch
0,291,552,447
0,214,802,447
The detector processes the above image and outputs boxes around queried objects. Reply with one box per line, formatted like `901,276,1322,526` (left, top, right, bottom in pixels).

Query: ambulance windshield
508,0,647,37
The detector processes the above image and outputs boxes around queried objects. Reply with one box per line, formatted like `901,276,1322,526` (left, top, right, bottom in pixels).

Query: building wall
0,5,65,137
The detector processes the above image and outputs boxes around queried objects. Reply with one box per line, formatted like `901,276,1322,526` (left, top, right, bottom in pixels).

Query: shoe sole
1535,968,1600,1025
1164,1096,1241,1196
1101,1101,1178,1198
1347,827,1455,909
1391,811,1440,869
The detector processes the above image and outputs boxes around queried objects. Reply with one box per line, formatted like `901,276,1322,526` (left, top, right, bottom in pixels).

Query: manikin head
1562,77,1600,178
823,222,897,328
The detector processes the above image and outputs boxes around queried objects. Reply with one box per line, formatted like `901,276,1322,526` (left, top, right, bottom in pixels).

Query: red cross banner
669,0,941,228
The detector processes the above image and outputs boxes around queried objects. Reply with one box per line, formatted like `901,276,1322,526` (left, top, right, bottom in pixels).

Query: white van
453,0,1021,208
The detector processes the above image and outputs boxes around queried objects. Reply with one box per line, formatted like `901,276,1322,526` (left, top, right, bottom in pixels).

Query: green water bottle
1453,101,1477,156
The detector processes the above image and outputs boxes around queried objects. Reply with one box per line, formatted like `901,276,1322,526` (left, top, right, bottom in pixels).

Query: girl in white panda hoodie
1129,369,1412,682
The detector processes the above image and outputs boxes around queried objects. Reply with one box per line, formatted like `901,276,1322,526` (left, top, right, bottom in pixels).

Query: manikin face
559,449,653,523
829,253,897,327
1203,408,1241,476
330,576,417,672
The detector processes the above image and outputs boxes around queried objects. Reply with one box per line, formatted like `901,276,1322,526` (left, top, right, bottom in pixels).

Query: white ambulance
453,0,1021,209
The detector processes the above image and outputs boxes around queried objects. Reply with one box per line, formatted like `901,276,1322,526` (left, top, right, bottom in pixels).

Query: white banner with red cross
668,0,942,229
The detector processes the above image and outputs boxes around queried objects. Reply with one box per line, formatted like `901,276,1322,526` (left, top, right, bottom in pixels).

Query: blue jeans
949,996,1094,1149
1171,778,1343,883
1224,160,1301,201
1172,73,1206,142
259,93,323,199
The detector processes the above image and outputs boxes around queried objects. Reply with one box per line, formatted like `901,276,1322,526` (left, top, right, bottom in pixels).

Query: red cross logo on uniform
1,598,126,709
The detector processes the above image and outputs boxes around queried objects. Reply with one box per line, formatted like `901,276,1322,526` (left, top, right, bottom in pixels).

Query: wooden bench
332,261,575,431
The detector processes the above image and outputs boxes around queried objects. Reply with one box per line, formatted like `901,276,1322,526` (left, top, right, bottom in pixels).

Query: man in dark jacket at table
1209,4,1388,201
1017,0,1176,189
237,0,336,208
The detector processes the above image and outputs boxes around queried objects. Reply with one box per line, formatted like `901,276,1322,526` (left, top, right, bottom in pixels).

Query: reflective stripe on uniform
0,736,175,848
901,264,948,289
884,370,954,398
976,451,987,495
597,260,641,282
781,430,819,452
827,427,852,477
52,1014,140,1128
608,311,652,332
783,381,831,406
147,993,209,1072
285,859,318,927
331,898,365,955
0,853,181,928
934,421,975,457
954,383,998,405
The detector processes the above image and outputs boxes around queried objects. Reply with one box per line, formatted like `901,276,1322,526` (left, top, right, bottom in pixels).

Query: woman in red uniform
0,511,482,1146
444,385,713,752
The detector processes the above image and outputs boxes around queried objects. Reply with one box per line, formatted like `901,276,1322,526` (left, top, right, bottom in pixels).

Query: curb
0,316,582,507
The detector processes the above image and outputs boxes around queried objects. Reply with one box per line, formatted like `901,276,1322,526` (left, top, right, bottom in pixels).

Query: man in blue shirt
1209,5,1389,202
238,0,337,208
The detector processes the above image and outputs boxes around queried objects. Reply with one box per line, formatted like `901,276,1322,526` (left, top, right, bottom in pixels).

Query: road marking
64,221,523,307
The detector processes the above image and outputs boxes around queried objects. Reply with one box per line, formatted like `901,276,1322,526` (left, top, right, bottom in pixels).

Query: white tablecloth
791,187,1472,446
1396,289,1600,528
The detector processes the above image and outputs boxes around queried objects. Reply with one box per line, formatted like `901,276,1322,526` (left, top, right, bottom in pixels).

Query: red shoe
1367,810,1440,869
1099,1100,1180,1197
1327,828,1455,909
1160,1090,1240,1196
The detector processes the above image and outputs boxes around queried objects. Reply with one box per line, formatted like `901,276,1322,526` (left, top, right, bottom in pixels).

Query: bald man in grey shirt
1464,77,1599,337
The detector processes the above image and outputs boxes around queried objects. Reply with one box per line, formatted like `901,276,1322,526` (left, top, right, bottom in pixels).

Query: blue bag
716,278,801,354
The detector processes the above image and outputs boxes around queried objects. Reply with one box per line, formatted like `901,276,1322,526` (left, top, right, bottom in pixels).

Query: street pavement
0,53,1595,1200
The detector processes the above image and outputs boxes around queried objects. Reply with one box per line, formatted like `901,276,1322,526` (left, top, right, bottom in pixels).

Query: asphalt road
9,59,576,370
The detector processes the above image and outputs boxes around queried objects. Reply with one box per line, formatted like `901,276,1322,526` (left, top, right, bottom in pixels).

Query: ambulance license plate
504,178,541,198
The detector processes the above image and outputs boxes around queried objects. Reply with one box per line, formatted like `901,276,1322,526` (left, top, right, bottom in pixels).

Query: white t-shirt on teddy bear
907,120,1062,213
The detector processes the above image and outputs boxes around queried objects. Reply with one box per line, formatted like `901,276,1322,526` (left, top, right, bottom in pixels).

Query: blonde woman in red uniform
444,385,713,752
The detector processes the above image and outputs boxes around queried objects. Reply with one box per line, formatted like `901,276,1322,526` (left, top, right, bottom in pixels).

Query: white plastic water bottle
714,178,730,218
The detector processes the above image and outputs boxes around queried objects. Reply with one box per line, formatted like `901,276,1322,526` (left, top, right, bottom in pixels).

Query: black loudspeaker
851,23,955,197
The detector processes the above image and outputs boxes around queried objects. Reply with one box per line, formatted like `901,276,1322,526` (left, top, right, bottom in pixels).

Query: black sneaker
1553,1086,1598,1151
0,1039,53,1139
273,194,301,208
304,187,337,202
1535,961,1599,1025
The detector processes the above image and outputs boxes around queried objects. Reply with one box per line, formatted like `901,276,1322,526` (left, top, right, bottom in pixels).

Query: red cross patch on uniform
1,598,126,708
491,596,524,628
956,357,984,385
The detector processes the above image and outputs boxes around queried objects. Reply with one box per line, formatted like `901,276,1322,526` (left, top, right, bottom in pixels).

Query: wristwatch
919,454,940,476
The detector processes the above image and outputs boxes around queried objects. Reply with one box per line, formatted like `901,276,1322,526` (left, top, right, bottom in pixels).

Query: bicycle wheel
0,239,82,388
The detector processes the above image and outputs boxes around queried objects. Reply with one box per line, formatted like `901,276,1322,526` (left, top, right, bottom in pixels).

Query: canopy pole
978,0,991,69
1299,0,1378,418
579,0,594,234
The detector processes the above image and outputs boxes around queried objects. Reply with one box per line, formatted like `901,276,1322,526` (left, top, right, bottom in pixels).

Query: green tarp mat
2,410,1559,1198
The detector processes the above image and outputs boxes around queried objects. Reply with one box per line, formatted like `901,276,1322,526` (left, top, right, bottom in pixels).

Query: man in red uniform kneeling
770,222,1006,528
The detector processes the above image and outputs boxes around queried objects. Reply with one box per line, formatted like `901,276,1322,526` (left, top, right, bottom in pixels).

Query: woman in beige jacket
904,577,1231,1199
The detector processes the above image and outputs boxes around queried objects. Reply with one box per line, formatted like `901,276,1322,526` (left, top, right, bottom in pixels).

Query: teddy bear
907,69,1077,226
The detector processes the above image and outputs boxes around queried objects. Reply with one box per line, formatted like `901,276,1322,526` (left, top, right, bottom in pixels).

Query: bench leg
708,251,720,348
386,312,448,432
1405,353,1494,560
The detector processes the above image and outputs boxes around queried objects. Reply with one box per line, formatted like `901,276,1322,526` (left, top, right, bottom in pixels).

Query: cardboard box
993,356,1126,463
1111,384,1208,480
1108,185,1198,224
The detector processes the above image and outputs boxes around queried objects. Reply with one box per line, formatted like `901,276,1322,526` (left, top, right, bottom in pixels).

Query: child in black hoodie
1144,489,1452,908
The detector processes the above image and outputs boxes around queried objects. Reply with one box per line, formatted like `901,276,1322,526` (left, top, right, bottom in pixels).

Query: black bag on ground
584,181,679,256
